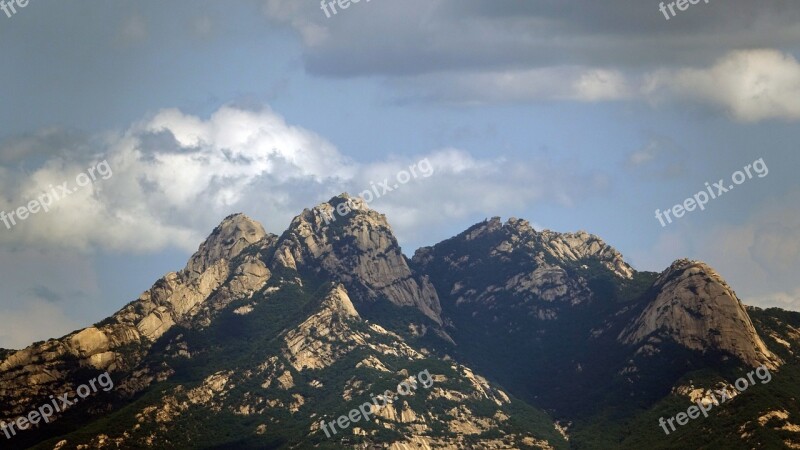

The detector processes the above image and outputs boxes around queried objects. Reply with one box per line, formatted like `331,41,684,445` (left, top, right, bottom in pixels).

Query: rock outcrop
273,194,442,323
537,229,634,279
619,259,780,369
184,213,268,276
0,213,275,422
413,217,629,315
282,284,365,371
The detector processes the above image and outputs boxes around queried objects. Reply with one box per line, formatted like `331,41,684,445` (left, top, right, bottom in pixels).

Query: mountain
1,195,799,449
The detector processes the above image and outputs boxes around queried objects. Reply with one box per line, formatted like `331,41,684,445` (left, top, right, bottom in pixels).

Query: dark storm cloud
265,0,800,77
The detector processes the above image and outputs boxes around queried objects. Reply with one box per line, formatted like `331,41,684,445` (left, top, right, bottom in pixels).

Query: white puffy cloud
0,105,603,254
0,106,355,252
344,148,608,249
644,49,800,122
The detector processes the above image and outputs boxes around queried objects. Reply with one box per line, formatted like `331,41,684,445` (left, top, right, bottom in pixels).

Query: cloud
30,285,63,303
0,105,604,254
262,0,329,46
392,67,632,104
0,300,84,349
0,105,354,252
0,128,87,164
0,248,101,348
644,49,800,122
749,288,800,312
624,136,688,179
391,49,800,121
262,0,800,75
347,148,607,246
631,190,800,310
260,1,800,120
261,0,800,76
627,142,659,167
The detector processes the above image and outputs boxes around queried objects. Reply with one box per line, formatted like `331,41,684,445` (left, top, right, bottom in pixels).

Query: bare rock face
430,216,633,280
537,229,634,279
505,265,592,305
413,217,629,318
281,284,363,371
0,213,275,421
272,194,443,324
619,259,780,369
114,214,274,339
184,213,268,277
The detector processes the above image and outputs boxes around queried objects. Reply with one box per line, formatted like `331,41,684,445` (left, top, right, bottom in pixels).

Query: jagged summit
184,212,268,277
274,194,443,324
291,193,376,228
538,229,634,279
414,216,633,279
457,216,536,242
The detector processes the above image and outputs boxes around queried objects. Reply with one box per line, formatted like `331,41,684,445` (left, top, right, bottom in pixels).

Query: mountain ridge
0,194,796,449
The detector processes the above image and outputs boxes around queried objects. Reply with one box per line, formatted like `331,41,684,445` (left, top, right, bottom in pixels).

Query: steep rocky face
184,213,269,276
619,259,780,369
537,229,634,279
0,214,276,426
413,217,633,317
413,217,786,427
415,217,632,279
411,217,652,418
272,194,442,324
21,277,565,449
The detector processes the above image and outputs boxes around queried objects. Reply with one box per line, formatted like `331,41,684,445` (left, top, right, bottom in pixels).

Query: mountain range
2,194,800,449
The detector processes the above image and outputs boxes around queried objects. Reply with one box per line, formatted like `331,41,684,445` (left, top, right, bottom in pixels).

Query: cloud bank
262,0,800,121
0,105,604,253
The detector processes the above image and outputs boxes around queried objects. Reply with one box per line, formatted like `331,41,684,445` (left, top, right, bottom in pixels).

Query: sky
0,0,798,348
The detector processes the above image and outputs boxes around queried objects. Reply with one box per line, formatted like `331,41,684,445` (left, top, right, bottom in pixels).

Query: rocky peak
319,283,361,319
460,216,535,242
619,259,780,369
272,194,443,324
415,217,632,280
462,216,503,240
536,230,634,279
0,213,276,416
184,213,268,277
